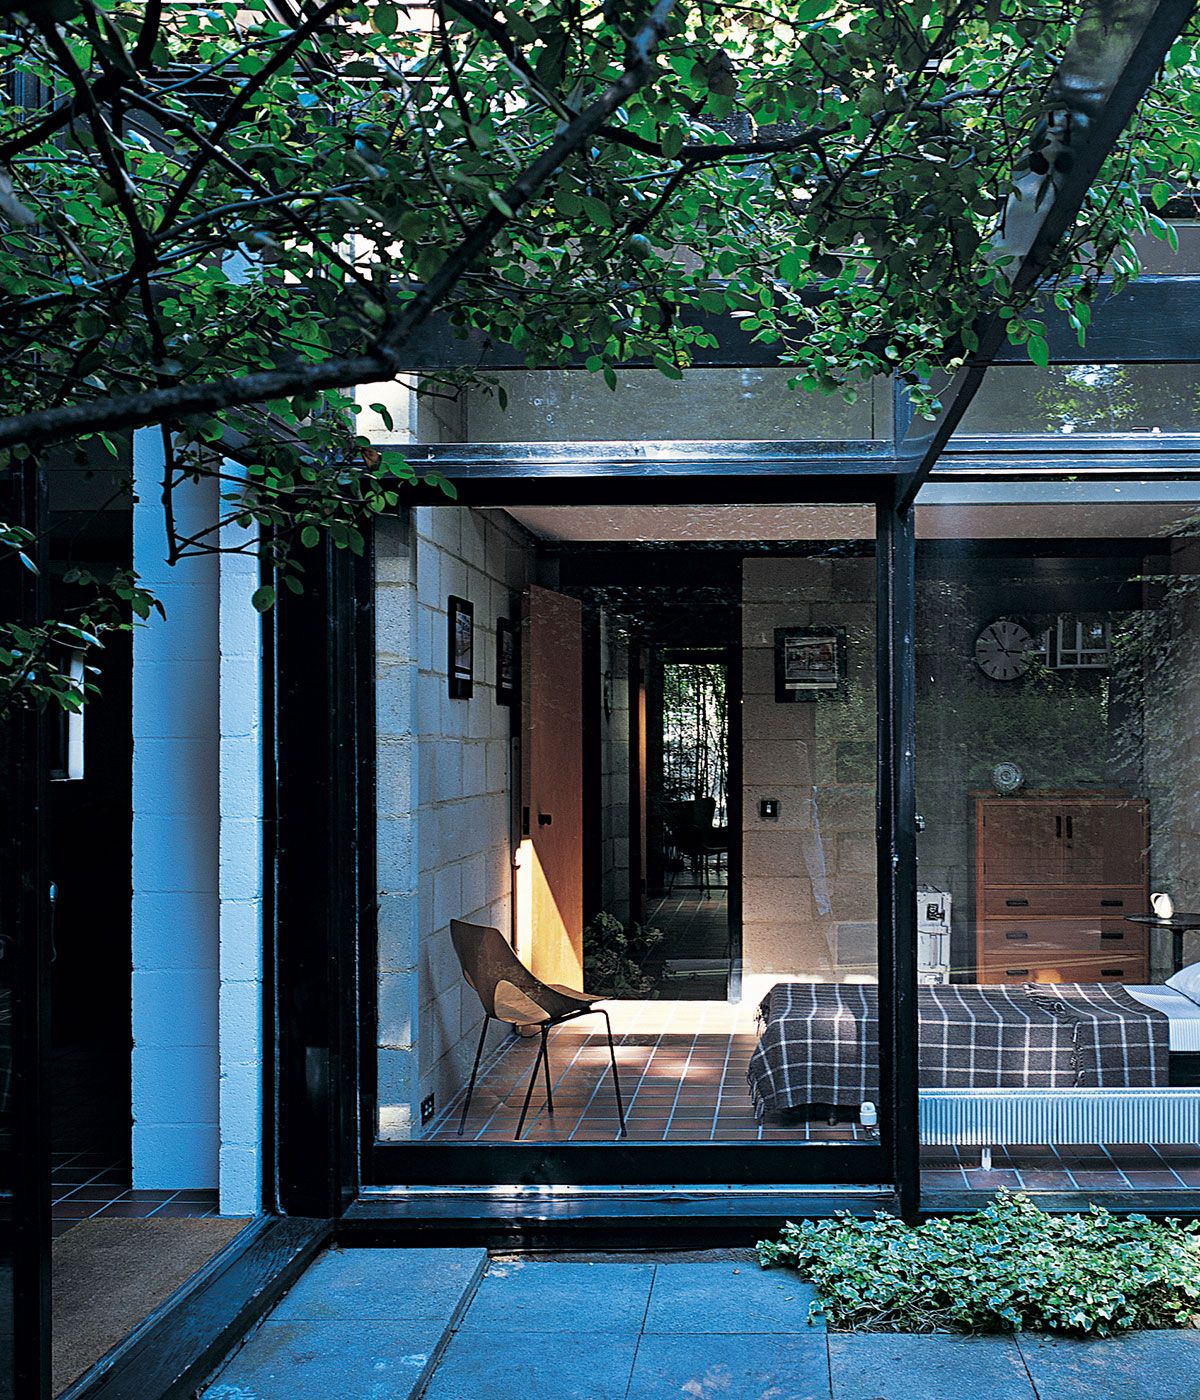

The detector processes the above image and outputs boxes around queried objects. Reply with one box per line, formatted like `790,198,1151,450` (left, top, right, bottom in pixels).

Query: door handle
538,812,553,826
1005,898,1029,907
1101,931,1124,940
1100,899,1124,907
1056,816,1062,838
1005,930,1029,941
1006,968,1030,977
1066,816,1073,841
1101,968,1124,977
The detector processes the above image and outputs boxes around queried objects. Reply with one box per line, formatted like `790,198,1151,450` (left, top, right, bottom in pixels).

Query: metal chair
449,919,627,1140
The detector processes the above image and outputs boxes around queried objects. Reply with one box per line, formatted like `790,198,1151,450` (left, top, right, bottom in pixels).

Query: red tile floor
51,1152,219,1238
427,1000,1200,1187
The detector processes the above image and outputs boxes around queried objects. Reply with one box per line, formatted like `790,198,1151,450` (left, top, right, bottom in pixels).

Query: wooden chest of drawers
975,795,1149,985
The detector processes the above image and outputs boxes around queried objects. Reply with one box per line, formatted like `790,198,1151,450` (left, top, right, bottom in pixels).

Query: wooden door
520,585,584,988
979,800,1063,886
1061,799,1146,886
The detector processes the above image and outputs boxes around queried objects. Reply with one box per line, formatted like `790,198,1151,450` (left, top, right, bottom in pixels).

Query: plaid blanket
748,980,1168,1117
1024,982,1169,1089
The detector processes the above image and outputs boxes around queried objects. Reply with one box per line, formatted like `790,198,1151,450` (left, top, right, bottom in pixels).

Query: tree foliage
1,0,1198,710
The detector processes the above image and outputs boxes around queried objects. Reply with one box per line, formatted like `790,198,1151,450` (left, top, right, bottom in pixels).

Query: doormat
52,1216,249,1396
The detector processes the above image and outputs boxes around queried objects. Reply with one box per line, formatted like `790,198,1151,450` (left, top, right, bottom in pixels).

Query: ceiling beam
894,0,1199,509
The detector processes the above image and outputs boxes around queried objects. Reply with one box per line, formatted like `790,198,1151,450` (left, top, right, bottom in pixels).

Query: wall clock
974,618,1035,681
991,761,1025,796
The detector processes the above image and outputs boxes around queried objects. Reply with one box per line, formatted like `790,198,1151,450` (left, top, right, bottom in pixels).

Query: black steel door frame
0,458,53,1400
355,481,919,1205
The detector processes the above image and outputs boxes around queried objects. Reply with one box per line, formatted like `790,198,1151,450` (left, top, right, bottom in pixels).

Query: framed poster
774,625,846,702
448,595,474,699
496,616,518,705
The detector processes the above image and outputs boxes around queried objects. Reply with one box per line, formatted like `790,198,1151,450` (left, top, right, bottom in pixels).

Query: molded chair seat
450,919,627,1140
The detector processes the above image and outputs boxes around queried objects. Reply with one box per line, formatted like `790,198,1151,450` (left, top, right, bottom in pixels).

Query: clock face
975,618,1035,681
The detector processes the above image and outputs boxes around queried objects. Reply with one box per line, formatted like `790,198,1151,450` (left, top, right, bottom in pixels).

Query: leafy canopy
1,0,1198,710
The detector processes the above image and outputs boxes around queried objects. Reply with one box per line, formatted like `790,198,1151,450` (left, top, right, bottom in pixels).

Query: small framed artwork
774,626,847,702
496,617,518,705
448,595,474,699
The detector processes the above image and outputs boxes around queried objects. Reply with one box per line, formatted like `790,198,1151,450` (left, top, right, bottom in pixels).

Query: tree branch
0,0,679,451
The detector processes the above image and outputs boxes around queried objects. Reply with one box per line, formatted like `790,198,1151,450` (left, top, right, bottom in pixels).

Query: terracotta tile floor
428,1000,1200,1187
427,1000,867,1144
51,1152,219,1238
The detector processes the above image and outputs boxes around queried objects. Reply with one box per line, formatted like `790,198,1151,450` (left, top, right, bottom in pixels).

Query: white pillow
1166,962,1200,1005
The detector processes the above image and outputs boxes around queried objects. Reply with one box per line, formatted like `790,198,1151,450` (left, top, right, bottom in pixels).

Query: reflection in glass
915,486,1200,1197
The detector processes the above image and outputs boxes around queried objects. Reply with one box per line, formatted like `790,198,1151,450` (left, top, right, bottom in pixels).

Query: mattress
1126,985,1200,1052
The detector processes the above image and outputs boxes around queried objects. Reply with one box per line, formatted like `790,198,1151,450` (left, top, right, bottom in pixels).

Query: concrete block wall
132,433,264,1207
740,556,877,1004
132,433,220,1188
217,526,263,1214
375,506,533,1139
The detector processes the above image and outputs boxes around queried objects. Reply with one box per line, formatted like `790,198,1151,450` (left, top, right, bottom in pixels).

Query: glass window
955,363,1200,438
915,482,1200,1196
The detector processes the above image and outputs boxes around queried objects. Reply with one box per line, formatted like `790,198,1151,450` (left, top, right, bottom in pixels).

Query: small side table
1125,913,1200,975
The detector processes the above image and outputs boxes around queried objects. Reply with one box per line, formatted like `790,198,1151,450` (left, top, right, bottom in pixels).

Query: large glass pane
955,363,1200,437
374,504,883,1147
916,483,1200,1196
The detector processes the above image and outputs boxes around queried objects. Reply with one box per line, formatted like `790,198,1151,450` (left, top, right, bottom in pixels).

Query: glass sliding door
915,480,1200,1201
369,500,895,1184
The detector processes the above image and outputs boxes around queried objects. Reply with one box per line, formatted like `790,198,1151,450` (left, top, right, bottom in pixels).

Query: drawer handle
1100,899,1124,908
1006,968,1030,977
1100,931,1124,941
1006,898,1029,907
1101,968,1125,978
1005,930,1029,941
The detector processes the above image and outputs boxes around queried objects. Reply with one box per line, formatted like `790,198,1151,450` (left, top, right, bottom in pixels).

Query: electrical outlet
420,1093,436,1126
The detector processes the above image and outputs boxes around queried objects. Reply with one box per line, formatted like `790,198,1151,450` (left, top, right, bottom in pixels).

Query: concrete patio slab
645,1260,822,1334
200,1318,448,1400
1017,1329,1200,1400
627,1331,831,1400
268,1246,486,1323
828,1333,1037,1400
421,1329,641,1400
455,1258,655,1334
200,1246,487,1400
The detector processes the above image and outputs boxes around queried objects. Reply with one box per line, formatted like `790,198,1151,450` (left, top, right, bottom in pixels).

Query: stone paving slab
422,1330,641,1400
268,1246,486,1323
828,1333,1036,1400
627,1331,831,1400
455,1258,656,1335
645,1260,823,1335
200,1318,449,1400
1017,1330,1200,1400
200,1246,486,1400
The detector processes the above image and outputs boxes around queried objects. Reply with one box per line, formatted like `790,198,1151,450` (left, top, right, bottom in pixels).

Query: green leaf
1027,334,1049,368
251,585,276,613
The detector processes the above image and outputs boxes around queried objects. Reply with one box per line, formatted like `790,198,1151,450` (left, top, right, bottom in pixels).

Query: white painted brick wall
131,431,263,1209
132,431,220,1188
217,529,263,1215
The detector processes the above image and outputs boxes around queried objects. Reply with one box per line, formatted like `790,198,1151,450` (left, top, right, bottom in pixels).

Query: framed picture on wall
448,595,474,699
496,617,518,705
774,625,847,702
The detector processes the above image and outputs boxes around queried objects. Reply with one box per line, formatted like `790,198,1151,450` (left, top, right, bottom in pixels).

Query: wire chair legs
459,1011,628,1141
457,1014,492,1137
